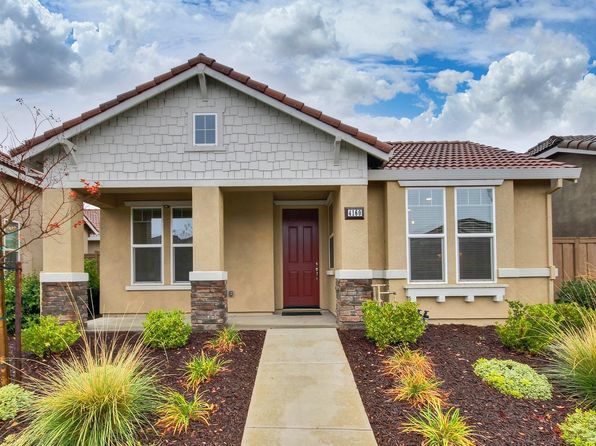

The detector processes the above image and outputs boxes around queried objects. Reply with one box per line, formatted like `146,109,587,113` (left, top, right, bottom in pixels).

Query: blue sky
0,0,595,151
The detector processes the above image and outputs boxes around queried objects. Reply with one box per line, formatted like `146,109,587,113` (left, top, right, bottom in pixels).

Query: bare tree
0,100,101,385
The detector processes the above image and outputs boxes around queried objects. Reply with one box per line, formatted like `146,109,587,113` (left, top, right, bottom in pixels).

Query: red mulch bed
339,325,576,446
1,330,265,445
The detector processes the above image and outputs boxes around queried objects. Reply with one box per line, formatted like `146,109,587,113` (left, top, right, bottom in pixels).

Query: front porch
86,310,338,331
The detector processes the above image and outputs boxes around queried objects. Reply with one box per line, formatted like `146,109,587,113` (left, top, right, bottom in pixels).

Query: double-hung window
328,203,335,269
3,221,20,270
456,188,495,282
407,189,445,282
171,208,193,283
132,208,163,283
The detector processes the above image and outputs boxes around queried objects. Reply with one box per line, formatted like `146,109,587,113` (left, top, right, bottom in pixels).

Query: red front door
283,209,320,308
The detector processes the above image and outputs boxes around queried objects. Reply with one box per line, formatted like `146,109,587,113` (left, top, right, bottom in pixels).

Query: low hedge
362,300,426,348
142,310,191,349
473,358,552,400
559,408,596,446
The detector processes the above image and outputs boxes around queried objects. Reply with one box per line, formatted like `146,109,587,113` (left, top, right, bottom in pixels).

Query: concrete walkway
242,328,377,446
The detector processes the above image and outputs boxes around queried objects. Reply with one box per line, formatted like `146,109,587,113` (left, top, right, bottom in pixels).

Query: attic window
193,113,217,146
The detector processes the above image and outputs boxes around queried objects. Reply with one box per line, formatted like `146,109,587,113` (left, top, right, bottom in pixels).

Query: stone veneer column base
191,280,227,331
41,281,89,326
336,279,373,329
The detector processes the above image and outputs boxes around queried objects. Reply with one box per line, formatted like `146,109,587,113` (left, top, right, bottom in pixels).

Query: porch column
40,188,88,325
335,185,372,328
190,187,227,330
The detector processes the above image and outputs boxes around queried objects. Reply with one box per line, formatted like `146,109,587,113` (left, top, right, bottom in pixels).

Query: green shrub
157,390,214,434
559,409,596,446
0,384,34,421
22,316,80,358
142,310,191,349
4,272,40,335
184,351,229,390
84,258,100,299
545,312,596,407
495,301,586,353
15,338,162,446
401,403,477,446
362,300,426,348
558,277,596,310
473,358,552,400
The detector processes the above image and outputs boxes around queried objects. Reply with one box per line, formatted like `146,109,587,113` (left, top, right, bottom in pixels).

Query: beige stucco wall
224,191,275,312
380,180,553,323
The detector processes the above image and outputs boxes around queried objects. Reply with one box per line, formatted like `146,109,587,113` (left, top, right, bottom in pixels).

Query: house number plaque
344,207,364,220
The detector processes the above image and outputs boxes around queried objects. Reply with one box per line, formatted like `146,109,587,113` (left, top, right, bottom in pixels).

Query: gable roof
368,140,581,181
527,135,596,157
0,151,42,184
11,53,391,159
83,208,100,234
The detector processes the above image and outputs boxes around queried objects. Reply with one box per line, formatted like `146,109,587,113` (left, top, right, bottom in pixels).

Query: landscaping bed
1,330,265,445
339,325,576,446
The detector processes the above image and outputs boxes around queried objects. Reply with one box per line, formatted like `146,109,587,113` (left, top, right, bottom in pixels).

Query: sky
0,0,595,153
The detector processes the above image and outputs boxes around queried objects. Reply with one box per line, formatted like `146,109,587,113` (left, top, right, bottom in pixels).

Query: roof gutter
368,167,582,181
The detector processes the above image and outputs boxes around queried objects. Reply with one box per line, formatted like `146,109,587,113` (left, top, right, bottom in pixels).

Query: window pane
133,209,162,244
194,114,205,130
328,235,334,269
174,246,193,283
172,208,192,244
459,237,493,280
4,221,19,251
195,130,205,145
328,204,334,234
134,247,161,282
205,129,216,144
205,114,216,130
4,251,17,270
410,238,443,281
457,188,493,233
408,189,444,234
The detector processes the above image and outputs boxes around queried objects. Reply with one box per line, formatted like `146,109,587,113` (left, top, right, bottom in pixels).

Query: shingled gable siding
67,78,368,183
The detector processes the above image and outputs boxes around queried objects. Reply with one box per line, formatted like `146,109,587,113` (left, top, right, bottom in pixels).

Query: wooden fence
553,237,596,289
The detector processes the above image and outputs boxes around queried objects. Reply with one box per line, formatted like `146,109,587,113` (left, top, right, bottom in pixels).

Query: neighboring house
0,152,43,275
528,135,596,283
83,208,100,254
12,54,580,328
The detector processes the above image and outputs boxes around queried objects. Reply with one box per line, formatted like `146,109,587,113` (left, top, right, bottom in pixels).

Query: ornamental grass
156,390,214,435
14,334,162,446
383,346,434,380
204,325,244,353
401,403,477,446
387,371,448,408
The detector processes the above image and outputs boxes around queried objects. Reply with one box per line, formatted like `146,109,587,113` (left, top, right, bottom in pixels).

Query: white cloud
428,69,473,94
486,8,512,32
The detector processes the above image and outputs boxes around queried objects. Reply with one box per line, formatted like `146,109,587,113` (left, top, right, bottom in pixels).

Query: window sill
125,284,191,291
404,283,507,303
186,145,225,153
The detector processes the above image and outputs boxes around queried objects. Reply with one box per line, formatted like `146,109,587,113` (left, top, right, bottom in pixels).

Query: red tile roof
527,135,596,157
83,209,100,233
383,141,576,170
11,53,392,157
0,151,42,182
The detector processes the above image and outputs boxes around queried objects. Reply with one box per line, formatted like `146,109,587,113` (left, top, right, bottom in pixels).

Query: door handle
315,262,319,280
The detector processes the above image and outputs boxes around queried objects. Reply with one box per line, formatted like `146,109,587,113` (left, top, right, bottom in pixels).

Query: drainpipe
546,179,563,304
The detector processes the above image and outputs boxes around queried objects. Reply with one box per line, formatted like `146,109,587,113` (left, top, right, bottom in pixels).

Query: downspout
546,179,563,303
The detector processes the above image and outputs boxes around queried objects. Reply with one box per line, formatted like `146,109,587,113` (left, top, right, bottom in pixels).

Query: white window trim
328,201,335,270
406,188,447,284
454,187,497,284
192,112,218,147
171,206,193,284
3,220,20,268
131,207,164,285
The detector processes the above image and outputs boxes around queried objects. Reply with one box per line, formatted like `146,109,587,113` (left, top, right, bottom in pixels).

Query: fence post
14,262,22,382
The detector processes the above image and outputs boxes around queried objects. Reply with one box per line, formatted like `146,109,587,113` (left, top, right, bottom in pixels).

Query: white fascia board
204,67,389,161
124,200,192,207
536,148,596,158
369,167,582,181
22,65,206,161
59,178,368,189
398,179,504,187
0,165,40,186
40,272,89,283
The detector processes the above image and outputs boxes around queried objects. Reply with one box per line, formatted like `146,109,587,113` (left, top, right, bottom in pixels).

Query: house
0,152,43,275
527,135,596,283
83,208,100,254
12,54,581,329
